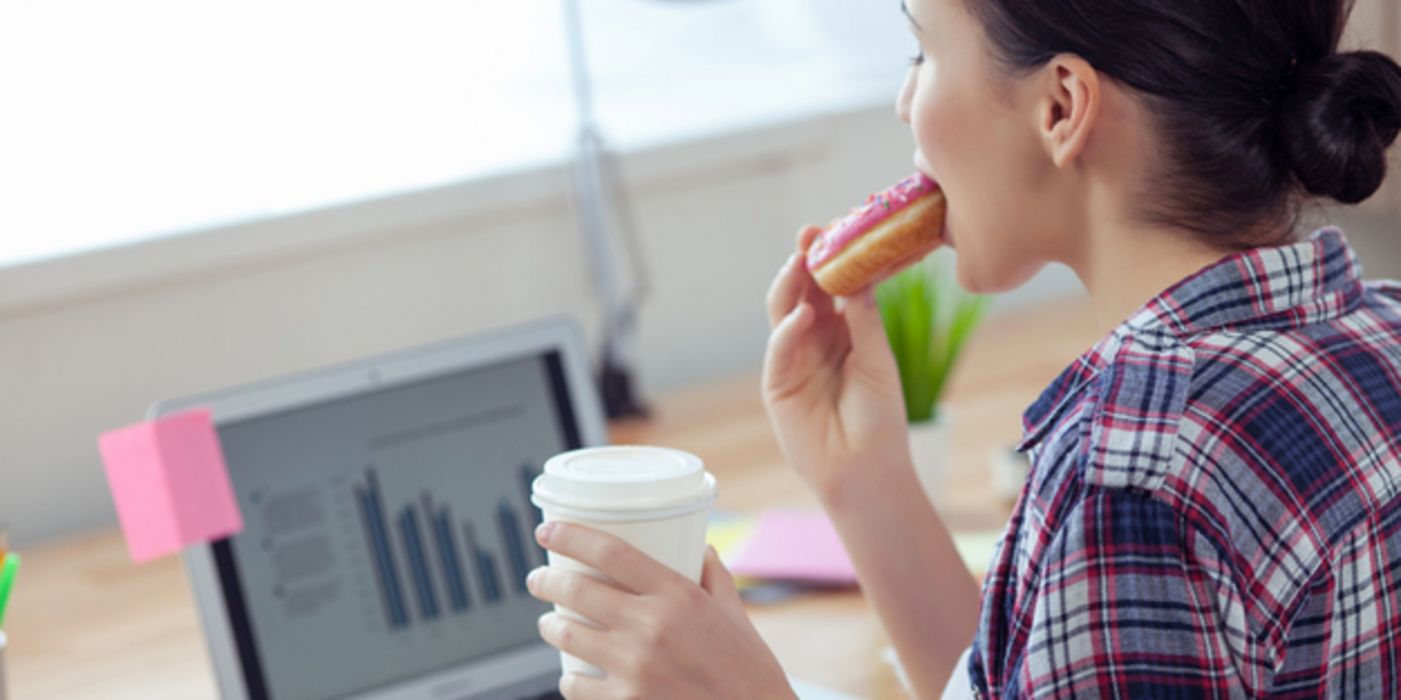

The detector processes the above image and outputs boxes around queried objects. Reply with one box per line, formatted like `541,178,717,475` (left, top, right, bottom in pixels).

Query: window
0,0,908,269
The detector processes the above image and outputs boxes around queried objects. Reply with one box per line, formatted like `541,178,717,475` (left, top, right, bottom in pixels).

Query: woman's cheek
913,72,984,204
910,80,952,173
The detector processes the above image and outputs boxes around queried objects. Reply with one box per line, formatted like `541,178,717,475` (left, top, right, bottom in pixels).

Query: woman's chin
954,255,995,295
954,261,980,293
960,255,1049,295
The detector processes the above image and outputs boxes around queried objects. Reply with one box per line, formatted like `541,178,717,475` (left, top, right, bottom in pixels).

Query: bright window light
0,0,908,269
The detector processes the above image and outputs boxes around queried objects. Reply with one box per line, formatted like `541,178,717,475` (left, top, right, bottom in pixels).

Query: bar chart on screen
206,355,574,699
350,462,547,632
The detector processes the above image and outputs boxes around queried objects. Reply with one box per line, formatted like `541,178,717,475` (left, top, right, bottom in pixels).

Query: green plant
875,250,988,424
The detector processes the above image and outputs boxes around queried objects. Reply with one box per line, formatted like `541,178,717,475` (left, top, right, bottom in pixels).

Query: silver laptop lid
152,315,606,700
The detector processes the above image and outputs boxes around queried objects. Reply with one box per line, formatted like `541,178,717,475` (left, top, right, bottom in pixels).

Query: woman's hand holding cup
527,522,795,700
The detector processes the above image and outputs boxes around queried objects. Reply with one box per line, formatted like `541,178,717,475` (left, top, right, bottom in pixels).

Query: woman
526,0,1401,696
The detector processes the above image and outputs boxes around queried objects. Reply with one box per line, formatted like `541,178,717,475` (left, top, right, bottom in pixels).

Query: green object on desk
0,552,20,628
876,250,987,424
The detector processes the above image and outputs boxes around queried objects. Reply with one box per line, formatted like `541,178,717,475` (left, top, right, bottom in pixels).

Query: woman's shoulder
1045,290,1401,578
1365,276,1401,308
1022,290,1401,557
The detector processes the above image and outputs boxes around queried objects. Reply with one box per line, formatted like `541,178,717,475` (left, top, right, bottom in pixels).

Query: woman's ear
1038,54,1101,169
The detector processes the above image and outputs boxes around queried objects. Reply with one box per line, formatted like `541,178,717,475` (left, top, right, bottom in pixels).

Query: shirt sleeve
1012,488,1267,698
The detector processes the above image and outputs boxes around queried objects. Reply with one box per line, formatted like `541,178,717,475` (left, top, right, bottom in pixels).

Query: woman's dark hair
966,0,1401,245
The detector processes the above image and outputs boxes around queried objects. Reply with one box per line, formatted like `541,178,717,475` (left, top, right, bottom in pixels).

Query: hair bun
1277,50,1401,204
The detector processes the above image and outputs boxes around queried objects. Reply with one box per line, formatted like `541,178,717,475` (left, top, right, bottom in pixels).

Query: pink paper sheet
727,509,857,585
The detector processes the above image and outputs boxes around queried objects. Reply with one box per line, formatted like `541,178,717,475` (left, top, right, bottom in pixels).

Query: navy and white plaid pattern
968,228,1401,698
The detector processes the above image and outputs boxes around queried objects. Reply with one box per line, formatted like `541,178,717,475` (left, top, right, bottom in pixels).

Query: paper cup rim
532,473,717,522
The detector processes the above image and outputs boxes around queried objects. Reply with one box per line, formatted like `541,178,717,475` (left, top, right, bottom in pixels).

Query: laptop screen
207,351,580,700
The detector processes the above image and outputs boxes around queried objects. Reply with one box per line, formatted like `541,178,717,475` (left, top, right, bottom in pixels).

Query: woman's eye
909,51,925,67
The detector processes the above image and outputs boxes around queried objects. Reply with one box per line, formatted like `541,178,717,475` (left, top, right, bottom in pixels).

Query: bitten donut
805,172,947,297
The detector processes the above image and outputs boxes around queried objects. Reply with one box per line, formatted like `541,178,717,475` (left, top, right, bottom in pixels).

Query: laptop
154,314,860,700
154,315,602,700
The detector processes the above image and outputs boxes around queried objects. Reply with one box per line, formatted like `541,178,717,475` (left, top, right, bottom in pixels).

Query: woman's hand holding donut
761,225,919,504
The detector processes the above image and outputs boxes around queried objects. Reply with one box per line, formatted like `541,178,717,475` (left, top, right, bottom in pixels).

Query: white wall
0,105,1083,548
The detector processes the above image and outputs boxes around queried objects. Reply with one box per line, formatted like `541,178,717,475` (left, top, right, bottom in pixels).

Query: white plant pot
907,412,951,512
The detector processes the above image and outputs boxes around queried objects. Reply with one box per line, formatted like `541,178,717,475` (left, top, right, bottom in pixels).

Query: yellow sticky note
707,517,760,590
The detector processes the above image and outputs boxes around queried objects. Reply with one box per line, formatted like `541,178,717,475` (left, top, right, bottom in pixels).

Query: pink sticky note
98,408,243,563
727,509,857,585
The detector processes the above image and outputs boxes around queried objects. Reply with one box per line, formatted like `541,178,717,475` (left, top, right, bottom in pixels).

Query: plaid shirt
968,228,1401,698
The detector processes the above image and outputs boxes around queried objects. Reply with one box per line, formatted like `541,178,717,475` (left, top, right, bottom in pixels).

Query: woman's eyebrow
901,0,924,32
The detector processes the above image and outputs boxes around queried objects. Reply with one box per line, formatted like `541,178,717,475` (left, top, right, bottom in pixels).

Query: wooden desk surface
5,300,1099,700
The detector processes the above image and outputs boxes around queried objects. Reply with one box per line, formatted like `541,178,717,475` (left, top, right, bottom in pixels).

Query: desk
6,300,1100,699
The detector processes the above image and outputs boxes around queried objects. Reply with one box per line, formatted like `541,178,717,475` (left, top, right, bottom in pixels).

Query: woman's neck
1072,221,1241,337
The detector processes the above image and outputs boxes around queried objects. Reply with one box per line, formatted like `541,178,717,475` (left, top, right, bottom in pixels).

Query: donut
805,172,947,297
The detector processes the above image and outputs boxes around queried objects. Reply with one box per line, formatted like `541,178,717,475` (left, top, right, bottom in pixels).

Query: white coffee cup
531,445,717,679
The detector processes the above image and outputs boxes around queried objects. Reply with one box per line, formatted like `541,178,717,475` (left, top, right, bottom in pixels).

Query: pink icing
806,172,940,270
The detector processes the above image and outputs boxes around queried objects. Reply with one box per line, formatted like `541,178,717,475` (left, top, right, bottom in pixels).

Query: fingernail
786,252,798,269
536,521,557,544
527,567,544,589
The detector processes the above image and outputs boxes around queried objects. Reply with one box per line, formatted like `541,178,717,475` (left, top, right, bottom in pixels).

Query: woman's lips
911,154,951,246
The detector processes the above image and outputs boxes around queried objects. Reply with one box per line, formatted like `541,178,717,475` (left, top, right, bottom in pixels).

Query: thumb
842,286,894,361
700,544,740,602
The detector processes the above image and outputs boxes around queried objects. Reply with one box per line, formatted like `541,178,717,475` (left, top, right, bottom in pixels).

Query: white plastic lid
532,445,715,516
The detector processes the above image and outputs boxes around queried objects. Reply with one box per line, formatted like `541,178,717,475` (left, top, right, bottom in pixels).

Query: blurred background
1,0,1398,550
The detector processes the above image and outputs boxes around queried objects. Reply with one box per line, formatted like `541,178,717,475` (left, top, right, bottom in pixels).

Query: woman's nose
896,68,916,124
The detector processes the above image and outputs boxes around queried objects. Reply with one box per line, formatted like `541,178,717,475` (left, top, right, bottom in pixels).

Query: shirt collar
1019,227,1365,452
